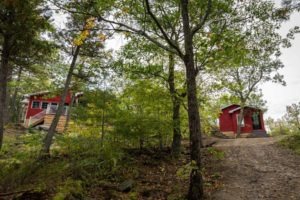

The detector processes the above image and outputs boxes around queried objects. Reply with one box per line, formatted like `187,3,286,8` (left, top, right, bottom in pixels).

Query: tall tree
41,0,112,156
0,0,52,150
41,16,95,156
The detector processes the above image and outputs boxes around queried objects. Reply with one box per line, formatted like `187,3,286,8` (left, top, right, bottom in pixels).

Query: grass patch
280,134,300,154
0,130,124,199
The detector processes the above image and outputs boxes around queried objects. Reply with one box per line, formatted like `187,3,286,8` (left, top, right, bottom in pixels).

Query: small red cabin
219,104,267,138
21,91,82,132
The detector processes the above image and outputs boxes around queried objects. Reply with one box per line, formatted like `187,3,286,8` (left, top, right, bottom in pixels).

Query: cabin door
252,112,261,130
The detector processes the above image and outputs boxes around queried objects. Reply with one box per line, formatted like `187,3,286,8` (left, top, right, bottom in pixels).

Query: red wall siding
219,105,239,132
25,93,72,119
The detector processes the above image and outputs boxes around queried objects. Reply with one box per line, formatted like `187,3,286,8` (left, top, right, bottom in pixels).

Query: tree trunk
139,137,144,150
236,105,245,137
10,66,23,123
0,36,11,150
168,54,182,158
41,46,81,157
64,93,75,131
101,109,105,145
181,0,204,199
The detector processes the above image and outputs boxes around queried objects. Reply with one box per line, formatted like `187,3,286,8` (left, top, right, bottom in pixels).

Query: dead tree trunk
41,46,81,157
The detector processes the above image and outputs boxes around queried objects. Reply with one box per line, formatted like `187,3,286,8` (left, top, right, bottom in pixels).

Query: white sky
261,1,300,119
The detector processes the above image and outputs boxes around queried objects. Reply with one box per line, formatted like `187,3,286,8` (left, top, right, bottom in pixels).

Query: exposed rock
118,179,134,193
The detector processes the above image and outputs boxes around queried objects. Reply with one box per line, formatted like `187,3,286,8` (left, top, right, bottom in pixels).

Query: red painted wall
219,105,266,134
25,93,72,119
219,105,239,132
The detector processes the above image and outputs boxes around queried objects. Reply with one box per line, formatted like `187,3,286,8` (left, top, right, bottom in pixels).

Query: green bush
53,178,84,200
0,132,124,195
280,134,300,154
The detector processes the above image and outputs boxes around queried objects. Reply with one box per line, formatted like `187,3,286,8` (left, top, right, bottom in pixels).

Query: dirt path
211,137,300,200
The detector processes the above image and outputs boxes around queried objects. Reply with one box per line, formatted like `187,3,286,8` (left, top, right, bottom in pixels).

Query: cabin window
51,103,58,107
41,102,48,109
32,101,40,109
46,103,58,114
236,115,245,127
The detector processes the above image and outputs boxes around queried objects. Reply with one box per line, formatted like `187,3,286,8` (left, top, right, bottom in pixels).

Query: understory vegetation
0,129,224,199
280,134,300,155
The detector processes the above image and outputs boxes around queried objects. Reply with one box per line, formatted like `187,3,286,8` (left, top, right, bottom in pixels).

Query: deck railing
28,110,46,127
46,105,68,115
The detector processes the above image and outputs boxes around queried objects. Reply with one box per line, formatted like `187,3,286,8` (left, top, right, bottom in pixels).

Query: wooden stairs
28,110,46,127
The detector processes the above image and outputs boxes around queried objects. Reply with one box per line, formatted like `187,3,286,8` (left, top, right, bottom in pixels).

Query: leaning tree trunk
168,54,182,158
181,0,204,199
41,46,81,157
64,93,75,131
0,36,11,150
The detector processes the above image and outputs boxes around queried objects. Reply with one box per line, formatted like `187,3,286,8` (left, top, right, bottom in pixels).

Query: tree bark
236,104,245,137
10,66,23,123
41,46,81,157
181,0,204,199
0,35,11,150
101,109,105,145
168,54,182,158
64,93,75,131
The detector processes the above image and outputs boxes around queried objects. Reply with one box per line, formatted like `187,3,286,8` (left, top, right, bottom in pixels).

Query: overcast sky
261,1,300,119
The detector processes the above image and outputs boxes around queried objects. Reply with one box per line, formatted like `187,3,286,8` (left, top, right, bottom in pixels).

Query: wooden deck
44,114,67,133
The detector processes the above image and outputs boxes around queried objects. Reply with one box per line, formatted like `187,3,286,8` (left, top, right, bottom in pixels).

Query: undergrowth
0,130,223,199
0,130,124,198
280,134,300,154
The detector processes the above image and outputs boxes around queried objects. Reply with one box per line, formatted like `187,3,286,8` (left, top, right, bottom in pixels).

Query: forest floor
2,129,300,200
0,129,223,200
211,137,300,200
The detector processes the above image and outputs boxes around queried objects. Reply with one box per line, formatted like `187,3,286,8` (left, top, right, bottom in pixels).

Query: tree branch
97,15,178,55
191,0,212,36
144,0,184,58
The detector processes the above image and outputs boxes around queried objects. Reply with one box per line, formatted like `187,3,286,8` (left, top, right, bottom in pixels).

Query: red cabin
219,104,267,138
21,91,82,132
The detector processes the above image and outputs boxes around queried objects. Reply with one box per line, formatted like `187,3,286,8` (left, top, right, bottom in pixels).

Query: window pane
42,102,48,109
32,101,40,109
48,103,58,114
